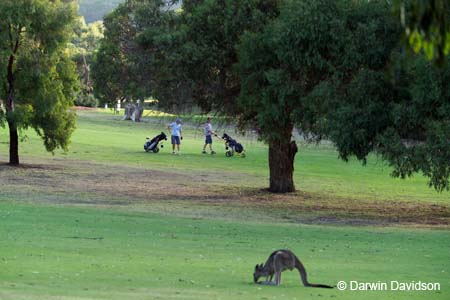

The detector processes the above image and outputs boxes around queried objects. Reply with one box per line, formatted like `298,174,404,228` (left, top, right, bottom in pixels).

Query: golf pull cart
221,133,246,158
144,132,167,153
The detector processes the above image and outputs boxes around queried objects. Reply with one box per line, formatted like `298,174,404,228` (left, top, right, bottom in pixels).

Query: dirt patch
1,159,449,228
302,216,384,226
230,189,450,227
0,162,64,170
0,159,241,204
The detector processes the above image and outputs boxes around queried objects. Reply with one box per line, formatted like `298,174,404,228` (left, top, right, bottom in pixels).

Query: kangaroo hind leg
275,271,282,285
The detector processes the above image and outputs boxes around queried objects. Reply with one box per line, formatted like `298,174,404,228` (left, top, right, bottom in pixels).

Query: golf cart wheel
152,147,160,153
226,151,233,157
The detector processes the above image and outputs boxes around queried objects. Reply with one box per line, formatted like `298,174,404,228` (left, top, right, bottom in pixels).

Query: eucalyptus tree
0,0,79,164
236,0,400,192
92,0,180,107
237,0,449,192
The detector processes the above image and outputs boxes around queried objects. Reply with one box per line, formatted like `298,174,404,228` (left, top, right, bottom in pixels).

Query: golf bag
144,132,167,153
222,133,245,157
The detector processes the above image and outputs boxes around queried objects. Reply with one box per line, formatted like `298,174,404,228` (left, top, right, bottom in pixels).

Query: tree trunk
6,29,21,165
268,135,298,193
6,93,19,165
7,119,19,165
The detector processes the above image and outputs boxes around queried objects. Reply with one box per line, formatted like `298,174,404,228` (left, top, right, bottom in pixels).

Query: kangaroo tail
294,256,334,289
306,283,334,289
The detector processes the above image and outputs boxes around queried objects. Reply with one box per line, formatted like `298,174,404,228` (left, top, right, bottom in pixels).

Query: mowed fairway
0,110,449,300
0,203,449,300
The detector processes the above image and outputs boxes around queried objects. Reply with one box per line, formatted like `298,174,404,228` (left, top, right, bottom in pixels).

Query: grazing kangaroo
253,249,333,288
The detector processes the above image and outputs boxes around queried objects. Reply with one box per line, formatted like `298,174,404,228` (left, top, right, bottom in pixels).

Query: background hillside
78,0,123,23
78,0,181,23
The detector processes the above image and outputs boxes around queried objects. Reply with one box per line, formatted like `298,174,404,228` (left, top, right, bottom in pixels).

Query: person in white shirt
168,118,182,155
202,117,216,154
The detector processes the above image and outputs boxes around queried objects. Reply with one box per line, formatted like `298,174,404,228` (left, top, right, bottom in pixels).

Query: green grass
0,110,449,300
0,202,449,300
1,110,448,203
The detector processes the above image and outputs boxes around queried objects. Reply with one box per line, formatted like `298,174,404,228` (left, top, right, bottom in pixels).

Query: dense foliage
395,0,450,64
69,17,104,107
92,0,187,110
0,0,79,164
177,0,280,113
328,53,450,191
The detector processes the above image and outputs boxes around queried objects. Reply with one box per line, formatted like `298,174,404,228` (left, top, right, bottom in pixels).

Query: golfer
202,117,216,154
168,118,182,155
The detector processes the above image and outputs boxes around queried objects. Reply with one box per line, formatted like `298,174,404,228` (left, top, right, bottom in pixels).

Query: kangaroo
253,249,333,288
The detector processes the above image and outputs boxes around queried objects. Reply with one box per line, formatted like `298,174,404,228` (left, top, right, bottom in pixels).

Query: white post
116,99,121,114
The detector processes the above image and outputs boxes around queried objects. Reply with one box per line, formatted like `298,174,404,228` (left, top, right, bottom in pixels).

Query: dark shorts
171,135,181,145
205,135,212,144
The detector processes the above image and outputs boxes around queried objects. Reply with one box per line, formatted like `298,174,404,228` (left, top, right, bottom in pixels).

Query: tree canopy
395,0,450,64
328,52,450,191
0,0,79,164
69,17,104,107
92,0,192,111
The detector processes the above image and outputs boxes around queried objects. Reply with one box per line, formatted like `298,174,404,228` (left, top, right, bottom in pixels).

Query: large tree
0,0,79,164
237,0,401,192
91,1,138,106
92,0,183,109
